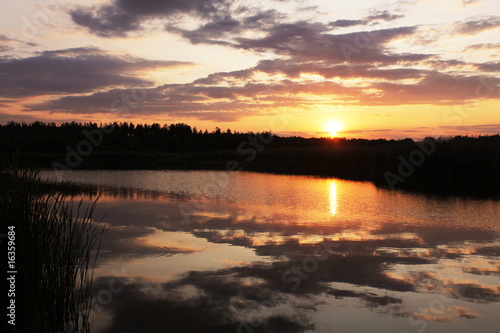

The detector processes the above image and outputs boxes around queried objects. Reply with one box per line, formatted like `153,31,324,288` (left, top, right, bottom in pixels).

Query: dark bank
1,121,499,197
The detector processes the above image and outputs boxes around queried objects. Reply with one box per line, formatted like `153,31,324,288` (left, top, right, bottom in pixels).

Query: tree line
1,121,499,197
0,120,415,154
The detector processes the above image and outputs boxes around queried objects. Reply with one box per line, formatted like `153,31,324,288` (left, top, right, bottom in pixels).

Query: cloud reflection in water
40,171,500,333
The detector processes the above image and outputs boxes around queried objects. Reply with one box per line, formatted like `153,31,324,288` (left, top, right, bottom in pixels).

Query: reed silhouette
0,157,103,332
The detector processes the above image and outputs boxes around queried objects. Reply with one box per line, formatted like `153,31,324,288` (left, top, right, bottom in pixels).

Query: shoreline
2,125,499,199
35,160,500,200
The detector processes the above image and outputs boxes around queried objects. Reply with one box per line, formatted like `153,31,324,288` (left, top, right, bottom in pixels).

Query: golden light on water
329,181,338,216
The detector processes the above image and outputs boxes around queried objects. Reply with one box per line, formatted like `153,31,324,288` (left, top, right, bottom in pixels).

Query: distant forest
1,121,499,197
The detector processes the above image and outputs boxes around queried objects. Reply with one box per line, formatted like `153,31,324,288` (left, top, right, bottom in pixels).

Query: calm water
40,170,500,333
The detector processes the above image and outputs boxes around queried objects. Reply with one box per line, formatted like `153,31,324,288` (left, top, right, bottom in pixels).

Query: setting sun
324,120,344,137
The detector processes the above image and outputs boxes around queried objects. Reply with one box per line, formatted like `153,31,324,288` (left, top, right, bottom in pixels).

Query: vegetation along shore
1,121,499,197
0,158,103,332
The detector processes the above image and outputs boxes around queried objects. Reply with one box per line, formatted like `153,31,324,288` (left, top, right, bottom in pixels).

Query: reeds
0,160,103,332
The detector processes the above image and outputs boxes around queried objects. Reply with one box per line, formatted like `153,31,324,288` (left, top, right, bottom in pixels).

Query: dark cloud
62,1,500,127
342,124,500,139
425,59,500,73
70,0,233,37
165,9,283,46
93,273,314,333
0,47,193,98
477,62,500,72
231,25,425,64
455,16,500,35
92,255,497,333
365,10,404,23
0,35,14,52
330,10,403,28
24,58,498,118
116,0,228,16
465,43,500,50
97,225,198,262
12,10,499,121
0,112,41,124
166,17,243,46
437,124,500,134
74,1,416,67
250,59,430,80
360,72,500,105
70,5,141,37
329,19,365,28
23,78,363,118
0,34,36,52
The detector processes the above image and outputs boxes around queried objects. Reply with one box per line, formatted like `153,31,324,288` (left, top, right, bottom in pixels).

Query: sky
0,0,499,139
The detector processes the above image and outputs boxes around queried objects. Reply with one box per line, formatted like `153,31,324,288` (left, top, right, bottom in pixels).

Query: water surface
41,170,500,333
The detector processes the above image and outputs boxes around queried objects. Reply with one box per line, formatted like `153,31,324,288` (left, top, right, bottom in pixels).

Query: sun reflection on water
329,181,338,216
44,170,500,333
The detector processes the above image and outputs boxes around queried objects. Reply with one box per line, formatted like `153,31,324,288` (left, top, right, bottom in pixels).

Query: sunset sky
0,0,499,138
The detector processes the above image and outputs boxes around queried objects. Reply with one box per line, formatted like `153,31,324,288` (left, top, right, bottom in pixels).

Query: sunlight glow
324,120,344,137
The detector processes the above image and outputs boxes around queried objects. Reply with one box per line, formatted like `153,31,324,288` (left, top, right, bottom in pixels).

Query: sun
324,120,344,137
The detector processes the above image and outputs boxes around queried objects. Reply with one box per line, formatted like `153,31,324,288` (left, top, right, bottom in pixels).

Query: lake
40,170,500,333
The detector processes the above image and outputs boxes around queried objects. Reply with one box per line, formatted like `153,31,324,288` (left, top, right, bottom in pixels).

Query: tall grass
0,160,103,332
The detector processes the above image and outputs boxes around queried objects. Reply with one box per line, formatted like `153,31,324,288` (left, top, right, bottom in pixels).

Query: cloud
0,35,15,52
0,112,42,123
0,34,36,52
330,10,403,28
248,59,430,80
329,19,365,28
70,5,141,37
231,24,426,65
437,124,500,134
71,0,414,69
97,224,199,262
360,72,500,105
92,274,314,333
465,43,500,51
455,16,500,35
477,62,500,72
168,16,423,66
462,0,481,6
365,10,404,23
342,124,500,139
12,13,499,122
166,9,282,46
23,52,499,120
0,47,193,98
70,0,234,37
